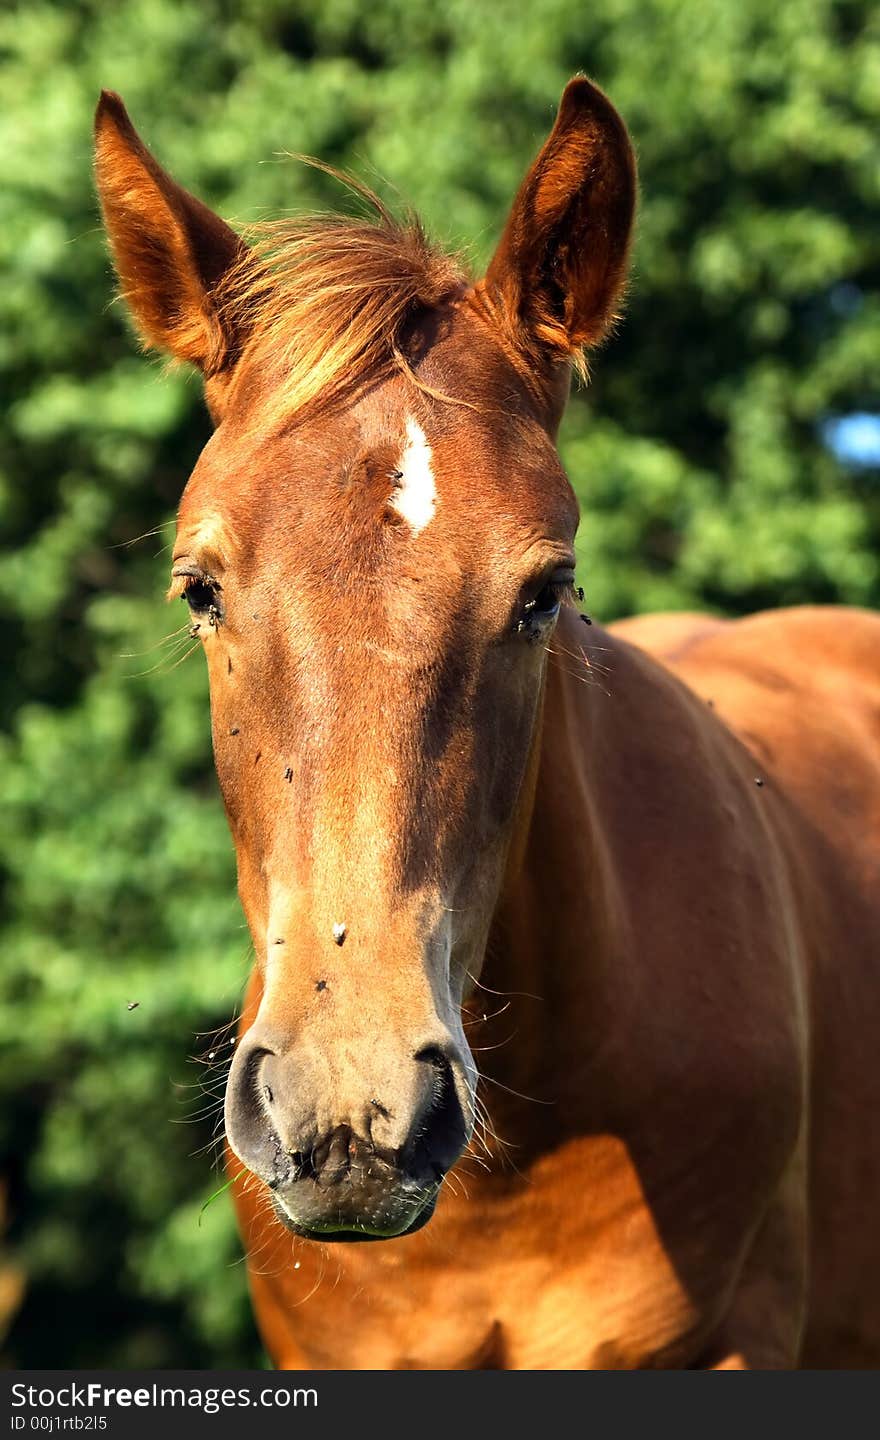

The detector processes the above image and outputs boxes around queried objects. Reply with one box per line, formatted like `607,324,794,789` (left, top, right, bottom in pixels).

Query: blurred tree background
1,0,878,1367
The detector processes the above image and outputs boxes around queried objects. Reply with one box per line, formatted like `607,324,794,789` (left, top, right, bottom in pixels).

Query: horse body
93,77,880,1368
654,606,880,1366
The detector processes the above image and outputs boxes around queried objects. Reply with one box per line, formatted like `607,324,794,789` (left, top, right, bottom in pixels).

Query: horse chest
246,1136,708,1370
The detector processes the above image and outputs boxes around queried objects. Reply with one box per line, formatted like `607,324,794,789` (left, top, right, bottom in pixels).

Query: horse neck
475,617,637,1143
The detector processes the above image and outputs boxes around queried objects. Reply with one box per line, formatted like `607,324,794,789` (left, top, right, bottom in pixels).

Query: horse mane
221,169,468,419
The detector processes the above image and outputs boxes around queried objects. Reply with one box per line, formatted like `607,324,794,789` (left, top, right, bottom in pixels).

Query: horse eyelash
530,579,577,611
168,566,220,600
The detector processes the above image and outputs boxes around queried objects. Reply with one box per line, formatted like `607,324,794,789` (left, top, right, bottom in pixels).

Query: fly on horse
95,79,880,1369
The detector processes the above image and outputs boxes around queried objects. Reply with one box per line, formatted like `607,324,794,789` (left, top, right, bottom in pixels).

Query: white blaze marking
391,416,436,534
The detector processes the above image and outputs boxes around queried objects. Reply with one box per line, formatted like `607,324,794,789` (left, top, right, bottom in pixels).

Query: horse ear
482,76,636,373
94,91,247,388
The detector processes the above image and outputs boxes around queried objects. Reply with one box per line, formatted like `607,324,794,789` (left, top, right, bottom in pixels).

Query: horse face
95,78,634,1238
173,334,578,1237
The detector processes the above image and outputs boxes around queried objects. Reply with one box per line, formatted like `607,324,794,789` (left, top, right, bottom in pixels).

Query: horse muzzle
224,1029,472,1240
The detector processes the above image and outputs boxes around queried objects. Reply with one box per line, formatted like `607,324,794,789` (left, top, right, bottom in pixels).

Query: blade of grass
199,1169,245,1226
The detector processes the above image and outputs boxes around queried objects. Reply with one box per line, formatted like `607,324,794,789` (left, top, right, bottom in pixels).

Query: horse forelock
218,178,468,424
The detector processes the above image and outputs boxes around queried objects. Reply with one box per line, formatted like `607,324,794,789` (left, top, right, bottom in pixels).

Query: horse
94,77,880,1369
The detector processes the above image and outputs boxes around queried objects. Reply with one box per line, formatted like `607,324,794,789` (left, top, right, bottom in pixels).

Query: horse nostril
414,1044,457,1109
234,1042,275,1110
224,1039,281,1181
414,1042,446,1067
411,1044,468,1177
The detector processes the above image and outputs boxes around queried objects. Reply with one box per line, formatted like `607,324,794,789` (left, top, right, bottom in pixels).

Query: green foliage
1,0,877,1366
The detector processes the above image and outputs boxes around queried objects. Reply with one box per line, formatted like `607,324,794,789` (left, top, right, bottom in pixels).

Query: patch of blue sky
822,413,880,469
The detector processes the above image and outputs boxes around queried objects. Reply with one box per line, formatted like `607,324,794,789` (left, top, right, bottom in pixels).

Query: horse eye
532,581,565,615
516,574,573,641
181,579,217,613
182,581,214,610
